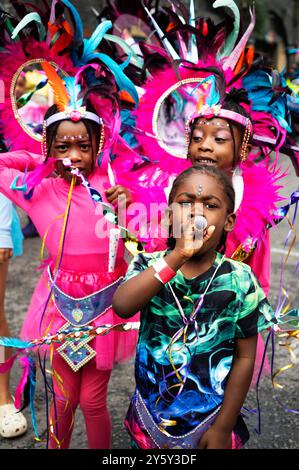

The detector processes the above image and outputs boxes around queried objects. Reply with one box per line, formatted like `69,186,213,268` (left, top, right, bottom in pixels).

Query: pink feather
0,353,19,374
25,158,57,191
226,159,286,255
0,41,77,153
14,357,31,411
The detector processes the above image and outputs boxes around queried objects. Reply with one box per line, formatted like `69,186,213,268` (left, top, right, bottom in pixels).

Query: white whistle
194,215,208,232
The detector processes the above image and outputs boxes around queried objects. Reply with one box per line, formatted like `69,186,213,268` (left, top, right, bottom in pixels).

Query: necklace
168,254,225,325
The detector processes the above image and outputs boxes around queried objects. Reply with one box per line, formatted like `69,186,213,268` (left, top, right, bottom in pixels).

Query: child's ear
224,212,236,232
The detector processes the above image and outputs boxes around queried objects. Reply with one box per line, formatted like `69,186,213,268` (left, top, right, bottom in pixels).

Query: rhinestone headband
45,108,102,127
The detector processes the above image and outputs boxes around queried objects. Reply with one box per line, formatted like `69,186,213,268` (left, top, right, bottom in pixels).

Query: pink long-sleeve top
0,151,138,369
0,151,127,274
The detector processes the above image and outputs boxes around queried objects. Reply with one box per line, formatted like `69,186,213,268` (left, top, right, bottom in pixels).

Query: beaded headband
185,104,253,162
41,116,105,162
45,108,102,127
186,104,252,130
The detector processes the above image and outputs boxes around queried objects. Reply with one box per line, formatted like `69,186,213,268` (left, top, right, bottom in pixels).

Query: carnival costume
96,0,299,394
0,0,144,446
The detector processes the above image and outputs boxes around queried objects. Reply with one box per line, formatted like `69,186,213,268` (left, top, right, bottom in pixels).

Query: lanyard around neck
168,254,225,325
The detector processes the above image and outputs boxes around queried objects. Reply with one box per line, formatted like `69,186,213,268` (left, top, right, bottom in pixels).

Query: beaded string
240,118,252,162
155,255,225,429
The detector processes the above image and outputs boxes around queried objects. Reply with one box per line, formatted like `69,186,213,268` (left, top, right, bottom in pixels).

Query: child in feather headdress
0,62,140,449
0,193,27,438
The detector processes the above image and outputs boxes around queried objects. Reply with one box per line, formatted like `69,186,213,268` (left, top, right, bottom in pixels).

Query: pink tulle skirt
21,260,139,370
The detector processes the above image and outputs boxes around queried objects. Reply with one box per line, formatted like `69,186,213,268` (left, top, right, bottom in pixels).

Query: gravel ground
0,160,298,450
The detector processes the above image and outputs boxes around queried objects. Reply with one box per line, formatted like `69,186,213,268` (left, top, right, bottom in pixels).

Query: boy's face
51,120,97,184
170,172,235,254
188,118,243,171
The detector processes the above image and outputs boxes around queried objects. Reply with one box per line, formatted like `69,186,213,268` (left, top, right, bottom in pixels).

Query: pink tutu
21,259,139,371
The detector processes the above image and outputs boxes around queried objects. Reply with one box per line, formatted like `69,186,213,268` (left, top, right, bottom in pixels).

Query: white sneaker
0,400,28,438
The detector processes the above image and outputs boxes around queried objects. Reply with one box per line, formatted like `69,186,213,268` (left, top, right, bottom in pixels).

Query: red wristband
152,258,176,284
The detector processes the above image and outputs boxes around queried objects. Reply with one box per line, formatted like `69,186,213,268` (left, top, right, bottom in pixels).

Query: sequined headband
185,104,253,163
187,104,252,130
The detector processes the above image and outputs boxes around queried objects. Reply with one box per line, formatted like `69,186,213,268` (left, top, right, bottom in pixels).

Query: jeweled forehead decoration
197,184,203,196
55,134,90,141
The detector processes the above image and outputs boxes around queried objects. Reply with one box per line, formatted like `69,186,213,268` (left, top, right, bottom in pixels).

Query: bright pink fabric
128,162,272,386
0,151,138,370
49,354,112,449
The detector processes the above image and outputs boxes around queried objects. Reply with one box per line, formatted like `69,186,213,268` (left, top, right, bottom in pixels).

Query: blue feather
82,21,112,60
82,52,139,105
63,77,83,109
191,75,220,107
119,53,132,71
244,71,291,132
60,0,83,43
0,336,31,349
28,358,39,439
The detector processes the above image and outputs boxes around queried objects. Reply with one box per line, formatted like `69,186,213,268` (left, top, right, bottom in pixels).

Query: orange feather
41,61,69,112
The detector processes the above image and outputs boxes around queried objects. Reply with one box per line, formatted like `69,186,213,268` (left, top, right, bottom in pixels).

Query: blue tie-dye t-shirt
123,251,276,436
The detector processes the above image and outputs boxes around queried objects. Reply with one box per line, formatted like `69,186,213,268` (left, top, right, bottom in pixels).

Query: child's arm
0,151,41,212
198,335,257,449
113,222,215,317
113,249,189,317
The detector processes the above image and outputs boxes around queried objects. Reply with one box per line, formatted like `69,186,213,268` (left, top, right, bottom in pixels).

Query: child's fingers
203,225,216,241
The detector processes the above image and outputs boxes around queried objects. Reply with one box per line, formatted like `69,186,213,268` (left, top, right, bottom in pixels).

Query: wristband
152,258,176,284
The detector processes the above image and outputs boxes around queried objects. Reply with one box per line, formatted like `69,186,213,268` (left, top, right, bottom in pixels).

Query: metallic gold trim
10,59,68,142
152,77,207,159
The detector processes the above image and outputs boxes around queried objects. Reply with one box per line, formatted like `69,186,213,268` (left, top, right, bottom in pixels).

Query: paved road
0,157,298,449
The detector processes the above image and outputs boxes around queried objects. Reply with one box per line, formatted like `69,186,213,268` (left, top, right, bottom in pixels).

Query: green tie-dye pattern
123,251,276,435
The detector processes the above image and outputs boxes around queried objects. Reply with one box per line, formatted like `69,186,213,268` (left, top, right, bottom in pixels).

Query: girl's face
188,118,242,171
170,172,235,254
51,120,97,184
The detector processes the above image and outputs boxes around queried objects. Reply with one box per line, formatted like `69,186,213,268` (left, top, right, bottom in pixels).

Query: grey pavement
0,156,298,449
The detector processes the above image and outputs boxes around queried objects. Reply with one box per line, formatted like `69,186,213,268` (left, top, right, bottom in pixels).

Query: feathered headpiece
97,0,298,173
0,0,139,167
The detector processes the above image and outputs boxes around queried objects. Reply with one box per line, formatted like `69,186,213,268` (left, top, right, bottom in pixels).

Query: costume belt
47,267,123,371
131,390,220,449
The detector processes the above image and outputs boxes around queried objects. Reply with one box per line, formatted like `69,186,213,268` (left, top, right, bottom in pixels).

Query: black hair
44,100,102,167
188,87,253,166
167,165,235,253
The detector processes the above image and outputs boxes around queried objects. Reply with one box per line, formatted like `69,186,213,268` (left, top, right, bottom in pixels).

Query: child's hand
197,426,232,449
105,185,133,208
0,248,13,263
173,211,215,259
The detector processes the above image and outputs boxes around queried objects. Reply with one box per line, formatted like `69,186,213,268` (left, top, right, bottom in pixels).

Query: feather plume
60,0,83,43
0,336,31,349
213,0,240,58
25,158,57,191
11,12,46,40
0,352,20,374
41,61,69,111
14,356,31,410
